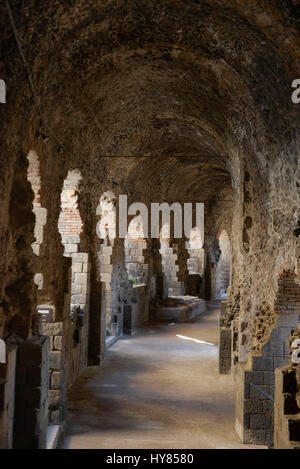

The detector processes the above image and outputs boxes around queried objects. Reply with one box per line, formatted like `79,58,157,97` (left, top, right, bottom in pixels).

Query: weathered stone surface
0,0,299,450
54,336,63,351
48,390,62,409
51,372,62,390
49,352,62,371
42,323,63,337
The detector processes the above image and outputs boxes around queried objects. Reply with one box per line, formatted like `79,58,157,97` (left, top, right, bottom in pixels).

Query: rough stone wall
235,253,300,446
0,0,299,449
1,152,36,342
27,150,47,261
274,245,300,448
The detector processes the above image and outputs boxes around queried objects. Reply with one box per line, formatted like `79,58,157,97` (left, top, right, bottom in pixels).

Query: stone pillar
110,238,132,337
70,252,91,315
13,337,49,449
88,256,103,365
98,242,113,335
160,241,180,297
0,345,17,449
42,322,65,426
145,239,164,300
125,238,148,284
219,301,232,374
174,238,189,295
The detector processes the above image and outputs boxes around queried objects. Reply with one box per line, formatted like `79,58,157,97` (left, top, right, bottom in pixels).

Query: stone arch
214,229,231,300
57,169,90,315
26,150,47,291
2,152,50,449
53,170,91,394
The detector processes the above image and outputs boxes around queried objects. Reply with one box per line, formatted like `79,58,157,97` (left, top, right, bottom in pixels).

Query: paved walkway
64,306,263,449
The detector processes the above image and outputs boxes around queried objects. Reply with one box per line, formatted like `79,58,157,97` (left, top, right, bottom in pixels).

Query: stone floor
64,305,265,449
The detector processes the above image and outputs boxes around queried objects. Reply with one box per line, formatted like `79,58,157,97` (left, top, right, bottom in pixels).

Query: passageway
64,304,263,449
0,0,299,450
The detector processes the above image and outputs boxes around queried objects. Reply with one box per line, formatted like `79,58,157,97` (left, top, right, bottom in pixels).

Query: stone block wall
99,239,133,339
125,238,148,284
41,322,65,426
68,252,91,385
70,252,91,312
274,367,300,449
13,337,49,449
187,246,205,276
160,241,181,297
98,243,113,329
42,315,90,429
39,250,90,431
235,270,300,446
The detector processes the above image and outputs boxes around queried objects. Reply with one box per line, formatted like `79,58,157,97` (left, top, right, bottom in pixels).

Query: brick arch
58,169,83,257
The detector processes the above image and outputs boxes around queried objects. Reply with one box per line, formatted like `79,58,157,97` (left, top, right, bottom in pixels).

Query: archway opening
215,229,231,300
186,226,204,298
124,215,148,286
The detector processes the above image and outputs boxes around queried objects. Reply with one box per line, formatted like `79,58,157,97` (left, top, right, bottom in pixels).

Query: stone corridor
0,0,299,451
64,304,263,449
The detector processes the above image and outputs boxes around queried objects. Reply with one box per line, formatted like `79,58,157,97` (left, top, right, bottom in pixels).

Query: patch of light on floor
176,334,215,346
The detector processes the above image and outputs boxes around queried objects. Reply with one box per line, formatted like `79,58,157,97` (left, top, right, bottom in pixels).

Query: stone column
13,336,49,449
173,238,189,295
